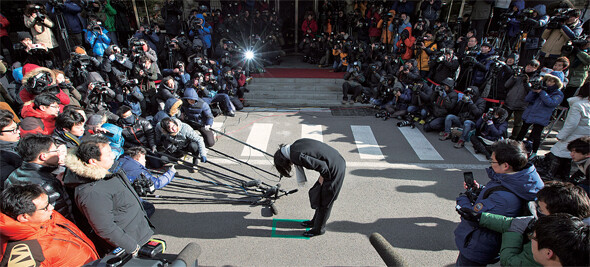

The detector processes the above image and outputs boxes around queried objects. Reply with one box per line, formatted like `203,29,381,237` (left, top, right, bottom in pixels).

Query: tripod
52,9,71,65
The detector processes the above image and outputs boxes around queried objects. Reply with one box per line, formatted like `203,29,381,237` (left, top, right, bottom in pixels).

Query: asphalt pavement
147,108,501,266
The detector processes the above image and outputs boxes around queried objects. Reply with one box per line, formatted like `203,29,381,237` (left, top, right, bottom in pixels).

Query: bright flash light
245,50,254,60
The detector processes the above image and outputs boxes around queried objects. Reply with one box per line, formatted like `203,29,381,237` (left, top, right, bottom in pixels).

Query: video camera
561,35,589,55
546,8,575,29
91,81,111,93
133,173,156,197
528,76,545,91
26,71,53,95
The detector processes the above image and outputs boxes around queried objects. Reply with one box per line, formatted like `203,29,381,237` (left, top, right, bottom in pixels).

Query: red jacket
19,104,56,136
0,211,99,266
301,19,317,35
19,88,70,108
0,14,9,37
396,27,416,60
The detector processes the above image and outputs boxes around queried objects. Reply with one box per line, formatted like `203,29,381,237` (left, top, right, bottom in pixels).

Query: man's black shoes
300,220,314,228
302,230,324,237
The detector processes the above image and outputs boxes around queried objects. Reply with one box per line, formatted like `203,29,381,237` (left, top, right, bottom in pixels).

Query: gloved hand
508,216,536,234
108,54,116,61
151,146,157,153
487,120,494,125
169,165,176,173
201,155,207,163
204,125,211,130
456,207,481,222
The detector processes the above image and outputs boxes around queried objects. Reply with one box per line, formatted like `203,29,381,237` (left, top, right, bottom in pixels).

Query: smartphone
455,205,462,211
464,172,475,188
102,131,115,137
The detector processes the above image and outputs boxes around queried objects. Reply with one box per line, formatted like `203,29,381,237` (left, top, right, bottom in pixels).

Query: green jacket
479,213,542,267
102,0,117,32
567,49,590,88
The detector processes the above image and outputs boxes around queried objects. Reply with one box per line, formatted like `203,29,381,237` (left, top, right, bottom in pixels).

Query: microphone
242,179,261,187
369,233,408,267
169,242,201,267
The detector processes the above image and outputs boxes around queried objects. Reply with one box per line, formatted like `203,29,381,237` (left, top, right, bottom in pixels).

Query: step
250,78,344,84
247,85,341,93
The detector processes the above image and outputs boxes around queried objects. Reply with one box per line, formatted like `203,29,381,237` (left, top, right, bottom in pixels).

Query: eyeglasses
44,149,60,154
489,160,499,165
0,123,20,134
37,201,51,212
48,104,60,109
527,231,537,241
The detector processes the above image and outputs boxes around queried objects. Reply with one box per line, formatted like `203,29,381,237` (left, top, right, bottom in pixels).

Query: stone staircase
244,78,344,108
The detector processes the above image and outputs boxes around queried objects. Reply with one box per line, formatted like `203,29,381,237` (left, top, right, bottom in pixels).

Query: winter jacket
550,96,590,158
59,1,85,34
193,14,212,49
100,123,125,160
52,129,81,148
301,19,317,34
0,211,99,266
84,28,111,57
567,48,590,88
182,88,214,127
24,15,58,49
431,89,458,118
454,87,486,122
0,14,9,37
156,81,179,104
431,56,459,84
475,113,509,141
504,73,539,111
478,213,541,267
523,6,548,50
152,98,182,126
541,21,583,57
5,162,73,221
117,155,175,190
454,163,543,264
155,118,207,159
470,0,493,20
19,104,56,136
391,1,415,14
472,49,496,86
396,27,416,60
0,140,21,191
415,40,437,71
162,1,182,36
421,0,441,22
101,0,117,32
522,85,564,126
63,151,154,253
117,85,144,117
117,115,156,150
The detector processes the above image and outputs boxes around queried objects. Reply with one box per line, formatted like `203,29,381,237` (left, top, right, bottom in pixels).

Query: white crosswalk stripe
350,125,385,160
241,123,273,157
397,127,443,161
301,125,323,142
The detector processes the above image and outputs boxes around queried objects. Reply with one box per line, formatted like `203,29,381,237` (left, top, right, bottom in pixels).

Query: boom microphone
369,233,408,267
170,242,201,267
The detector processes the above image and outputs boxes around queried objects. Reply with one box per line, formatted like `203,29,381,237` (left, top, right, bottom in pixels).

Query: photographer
19,65,70,108
155,117,207,166
519,5,549,67
342,61,365,104
454,139,543,266
159,37,188,70
540,9,583,68
395,27,415,61
430,48,459,85
115,78,143,116
200,73,236,117
82,72,117,121
56,0,87,47
470,107,509,159
155,76,180,110
20,93,60,137
23,4,59,64
189,14,212,57
67,46,101,87
162,61,190,90
504,59,542,139
53,109,85,148
132,55,158,106
220,67,244,111
562,35,590,106
414,31,437,77
100,44,133,86
301,13,318,35
84,20,110,58
515,74,564,159
133,25,159,53
420,0,442,24
116,105,156,153
117,146,177,217
395,59,420,86
162,0,182,37
406,81,433,122
440,86,486,149
423,78,458,132
181,87,215,147
471,42,496,88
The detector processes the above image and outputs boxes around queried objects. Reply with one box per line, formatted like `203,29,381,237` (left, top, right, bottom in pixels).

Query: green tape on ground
271,219,310,239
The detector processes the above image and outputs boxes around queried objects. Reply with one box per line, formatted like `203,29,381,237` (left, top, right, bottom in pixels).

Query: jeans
423,117,445,132
407,105,428,117
445,115,476,141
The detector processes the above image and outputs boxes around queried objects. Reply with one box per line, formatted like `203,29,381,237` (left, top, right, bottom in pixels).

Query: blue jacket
454,163,543,264
118,155,175,190
472,49,496,86
101,123,124,159
522,85,563,126
85,28,111,57
58,1,85,34
182,88,214,126
191,14,212,49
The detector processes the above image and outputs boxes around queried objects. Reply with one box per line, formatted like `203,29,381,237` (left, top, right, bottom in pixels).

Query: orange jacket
0,211,99,266
396,27,416,60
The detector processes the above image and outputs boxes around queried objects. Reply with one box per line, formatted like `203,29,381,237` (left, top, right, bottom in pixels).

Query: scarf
280,144,307,186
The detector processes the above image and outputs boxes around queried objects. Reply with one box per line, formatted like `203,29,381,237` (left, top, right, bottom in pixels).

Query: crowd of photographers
298,0,590,266
0,0,588,265
0,0,290,264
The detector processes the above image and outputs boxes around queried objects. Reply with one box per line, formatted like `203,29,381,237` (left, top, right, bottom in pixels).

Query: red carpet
252,68,345,79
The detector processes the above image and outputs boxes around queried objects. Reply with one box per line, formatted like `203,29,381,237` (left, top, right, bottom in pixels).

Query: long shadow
328,217,458,251
150,208,306,239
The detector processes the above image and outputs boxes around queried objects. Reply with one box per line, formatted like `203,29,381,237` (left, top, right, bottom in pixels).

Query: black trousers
516,122,545,153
